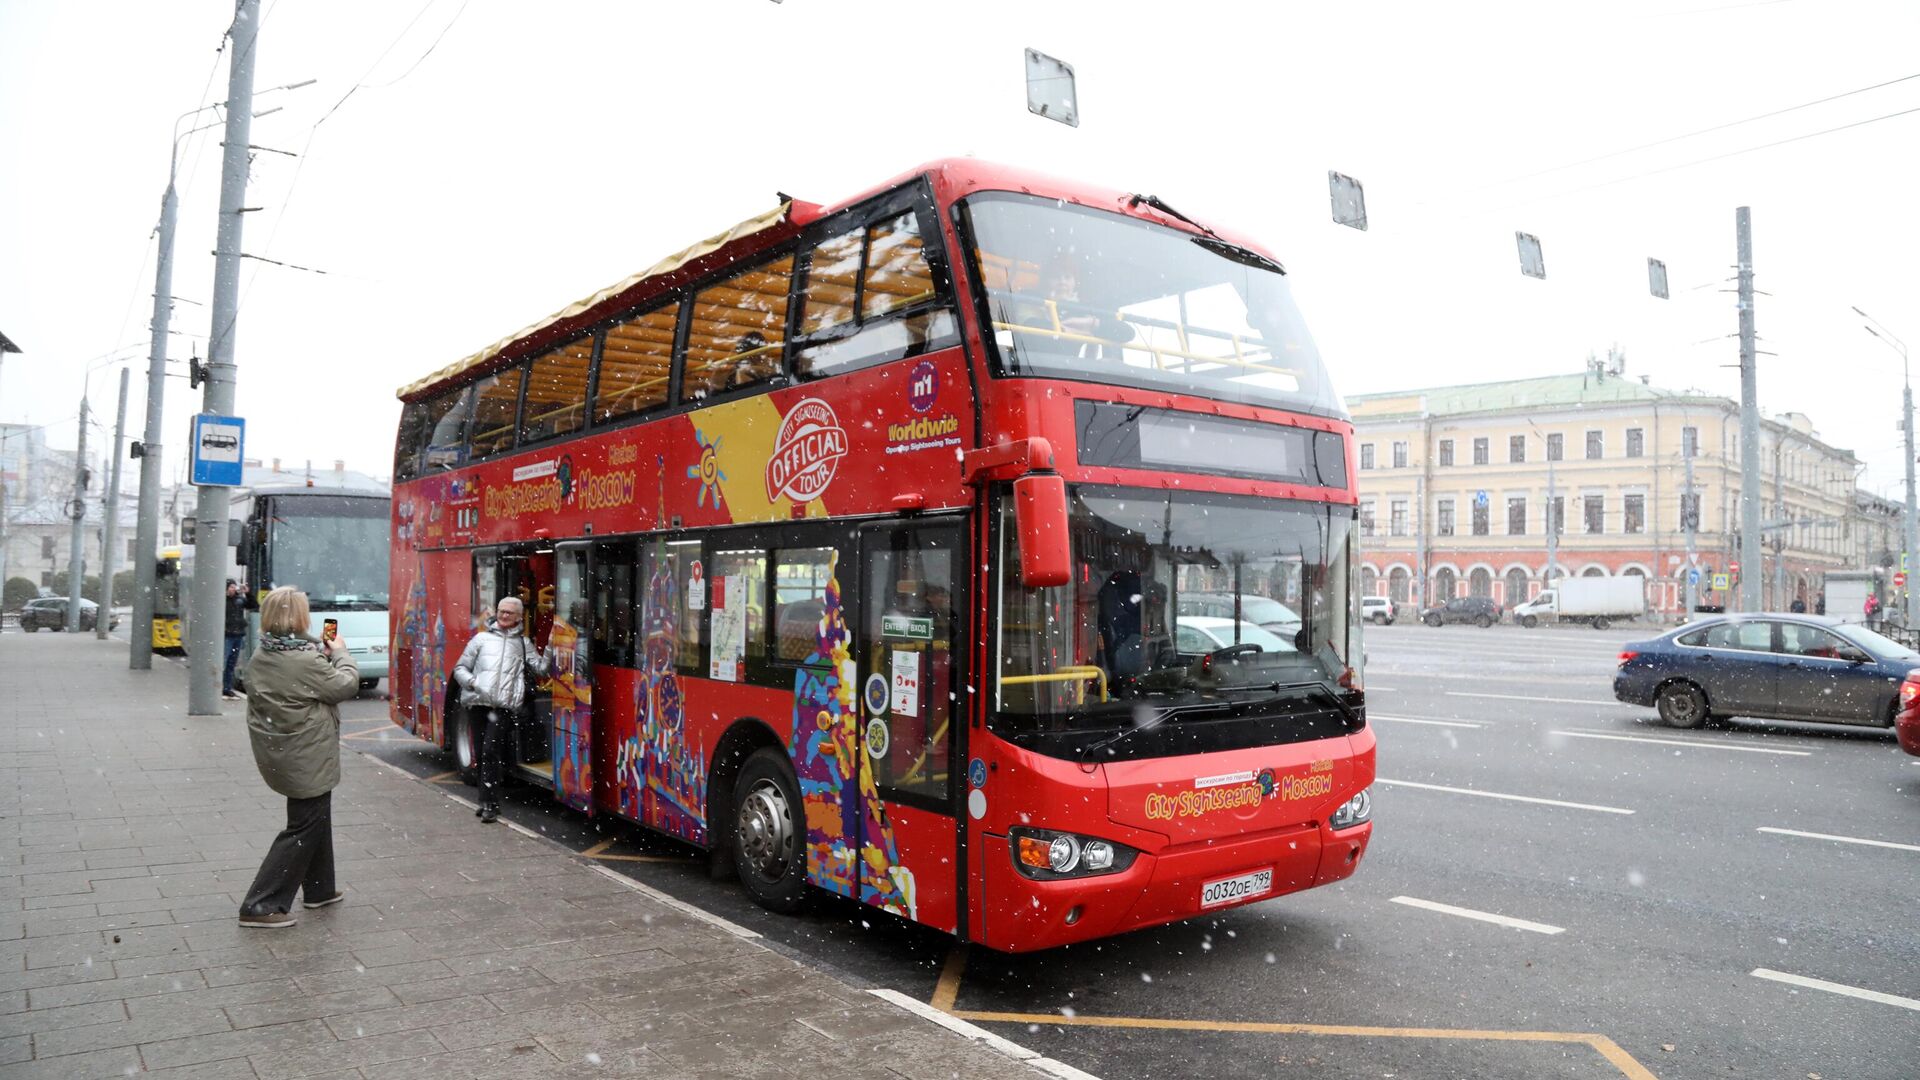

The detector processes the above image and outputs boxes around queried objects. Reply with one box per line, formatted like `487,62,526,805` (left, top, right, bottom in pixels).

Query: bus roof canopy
395,202,794,401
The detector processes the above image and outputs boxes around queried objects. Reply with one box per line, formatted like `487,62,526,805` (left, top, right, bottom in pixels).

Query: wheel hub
737,780,793,880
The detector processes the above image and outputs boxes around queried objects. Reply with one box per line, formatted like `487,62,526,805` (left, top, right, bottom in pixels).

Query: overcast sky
3,0,1917,497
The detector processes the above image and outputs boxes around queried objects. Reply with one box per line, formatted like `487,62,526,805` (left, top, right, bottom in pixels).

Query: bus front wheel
732,747,808,914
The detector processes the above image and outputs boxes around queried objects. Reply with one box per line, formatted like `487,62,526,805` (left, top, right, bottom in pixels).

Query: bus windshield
995,486,1360,761
964,193,1342,418
267,496,391,610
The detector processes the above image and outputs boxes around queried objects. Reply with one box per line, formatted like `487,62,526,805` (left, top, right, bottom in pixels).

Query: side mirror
1840,646,1872,664
1013,474,1070,588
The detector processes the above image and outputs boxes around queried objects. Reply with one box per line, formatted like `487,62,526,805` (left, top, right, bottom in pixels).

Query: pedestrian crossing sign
1711,573,1730,592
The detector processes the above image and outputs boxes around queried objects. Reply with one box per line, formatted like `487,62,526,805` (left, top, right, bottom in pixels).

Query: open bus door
854,520,964,934
543,543,594,814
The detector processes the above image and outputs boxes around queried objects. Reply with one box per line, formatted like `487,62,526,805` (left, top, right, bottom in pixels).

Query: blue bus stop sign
190,414,245,487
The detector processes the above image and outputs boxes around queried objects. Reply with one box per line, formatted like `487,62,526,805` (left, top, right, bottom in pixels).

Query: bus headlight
1330,787,1371,830
1011,827,1137,880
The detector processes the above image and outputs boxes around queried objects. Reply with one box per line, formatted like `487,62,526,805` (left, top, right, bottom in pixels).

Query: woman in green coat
238,586,360,929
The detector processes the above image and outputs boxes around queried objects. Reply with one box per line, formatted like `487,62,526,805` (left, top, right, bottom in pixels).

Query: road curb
870,989,1104,1079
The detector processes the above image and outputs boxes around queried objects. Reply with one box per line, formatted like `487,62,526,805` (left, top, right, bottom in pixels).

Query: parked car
1615,614,1920,729
19,597,119,632
1420,596,1502,628
1361,596,1396,625
1175,593,1301,636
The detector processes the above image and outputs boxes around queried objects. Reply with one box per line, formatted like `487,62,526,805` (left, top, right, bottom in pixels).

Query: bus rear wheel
732,747,808,914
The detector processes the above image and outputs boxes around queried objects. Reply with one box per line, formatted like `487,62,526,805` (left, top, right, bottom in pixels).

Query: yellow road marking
947,1010,1657,1079
930,947,968,1013
579,837,681,863
342,727,401,740
424,771,459,784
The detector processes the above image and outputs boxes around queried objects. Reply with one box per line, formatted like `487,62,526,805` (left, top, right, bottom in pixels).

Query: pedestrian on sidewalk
237,586,360,929
222,579,248,698
452,595,551,824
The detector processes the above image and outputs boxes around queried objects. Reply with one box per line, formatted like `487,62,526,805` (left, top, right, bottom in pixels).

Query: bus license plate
1200,868,1273,909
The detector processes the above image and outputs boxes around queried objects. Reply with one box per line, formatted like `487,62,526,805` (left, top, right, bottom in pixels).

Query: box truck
1513,576,1645,629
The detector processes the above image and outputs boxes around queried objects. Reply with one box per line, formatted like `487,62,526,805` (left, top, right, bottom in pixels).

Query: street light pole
1855,307,1915,629
65,397,89,632
1736,208,1763,613
187,0,261,715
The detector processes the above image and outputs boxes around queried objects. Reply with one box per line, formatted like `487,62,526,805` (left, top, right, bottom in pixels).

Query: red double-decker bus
388,159,1373,951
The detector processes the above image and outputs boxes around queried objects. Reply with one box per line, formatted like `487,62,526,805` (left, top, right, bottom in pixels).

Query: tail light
1899,672,1920,711
1617,650,1639,666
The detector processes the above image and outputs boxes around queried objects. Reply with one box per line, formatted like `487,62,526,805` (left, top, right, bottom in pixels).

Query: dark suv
1420,596,1502,628
18,597,119,632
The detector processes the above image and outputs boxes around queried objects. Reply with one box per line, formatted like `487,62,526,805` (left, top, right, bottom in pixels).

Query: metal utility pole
132,151,181,669
188,0,260,714
1855,308,1917,629
1682,429,1698,618
1736,207,1763,612
66,398,90,632
1772,439,1787,610
98,369,130,641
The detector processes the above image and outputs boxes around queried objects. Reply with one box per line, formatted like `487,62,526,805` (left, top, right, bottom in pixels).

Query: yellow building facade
1349,369,1859,617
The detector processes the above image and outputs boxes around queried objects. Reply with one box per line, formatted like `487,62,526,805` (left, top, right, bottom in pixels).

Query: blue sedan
1614,614,1920,729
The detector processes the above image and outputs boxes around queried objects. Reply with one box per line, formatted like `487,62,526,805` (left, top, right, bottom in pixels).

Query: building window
1509,435,1526,464
1392,441,1408,469
1507,496,1527,535
1471,500,1490,536
1437,499,1455,536
1390,500,1408,537
1625,428,1644,458
1585,430,1603,460
1360,444,1375,470
1584,495,1605,534
1549,496,1564,536
1438,439,1454,467
41,537,54,559
1472,438,1489,465
1624,494,1645,533
1679,492,1700,530
1547,433,1563,461
1682,426,1698,458
1360,500,1376,536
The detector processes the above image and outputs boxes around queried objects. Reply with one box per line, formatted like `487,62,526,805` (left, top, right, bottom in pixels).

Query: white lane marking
1755,827,1920,853
1449,691,1637,707
1750,969,1920,1012
1551,730,1812,756
588,864,763,940
1373,714,1485,729
1390,896,1566,935
1363,685,1398,692
1376,778,1635,815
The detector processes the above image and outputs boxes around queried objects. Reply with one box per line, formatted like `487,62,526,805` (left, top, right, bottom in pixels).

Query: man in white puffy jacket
451,596,551,823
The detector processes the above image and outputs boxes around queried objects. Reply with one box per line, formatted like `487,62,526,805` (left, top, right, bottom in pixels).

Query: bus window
642,540,705,675
468,366,523,460
420,386,474,472
795,210,955,379
595,301,679,423
394,400,429,482
684,254,793,400
520,334,594,444
592,542,635,669
472,549,499,629
774,547,835,663
709,548,767,681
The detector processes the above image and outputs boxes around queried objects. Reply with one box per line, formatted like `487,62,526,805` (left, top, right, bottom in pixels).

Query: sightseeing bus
388,159,1373,951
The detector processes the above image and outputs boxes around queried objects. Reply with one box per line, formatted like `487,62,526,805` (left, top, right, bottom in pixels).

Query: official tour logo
765,397,847,504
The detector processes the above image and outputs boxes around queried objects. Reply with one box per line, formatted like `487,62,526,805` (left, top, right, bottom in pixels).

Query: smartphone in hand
322,618,339,649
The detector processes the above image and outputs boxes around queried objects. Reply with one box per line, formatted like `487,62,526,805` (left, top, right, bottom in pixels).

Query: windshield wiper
1082,698,1244,758
1127,193,1218,238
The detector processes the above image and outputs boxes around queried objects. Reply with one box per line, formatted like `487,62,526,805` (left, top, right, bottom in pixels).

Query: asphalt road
340,622,1920,1080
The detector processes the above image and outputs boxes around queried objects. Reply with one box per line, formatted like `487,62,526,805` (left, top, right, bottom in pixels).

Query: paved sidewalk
0,634,1086,1079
